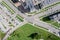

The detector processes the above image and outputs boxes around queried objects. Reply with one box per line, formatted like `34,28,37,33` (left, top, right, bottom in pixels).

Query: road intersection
0,0,60,40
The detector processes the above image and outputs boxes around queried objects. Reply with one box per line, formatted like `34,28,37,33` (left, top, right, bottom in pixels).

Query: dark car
11,0,19,3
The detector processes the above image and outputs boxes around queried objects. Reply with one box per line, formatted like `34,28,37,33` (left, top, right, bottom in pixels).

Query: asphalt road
2,0,60,40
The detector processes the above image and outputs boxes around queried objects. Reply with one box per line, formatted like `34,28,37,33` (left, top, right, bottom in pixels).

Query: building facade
11,0,60,13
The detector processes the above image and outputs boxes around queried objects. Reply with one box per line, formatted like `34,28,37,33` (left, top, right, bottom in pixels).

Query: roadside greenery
41,17,60,29
1,1,15,14
0,31,5,40
16,14,24,22
7,24,60,40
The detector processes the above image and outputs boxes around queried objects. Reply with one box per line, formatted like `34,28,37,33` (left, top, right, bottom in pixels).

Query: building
11,0,60,13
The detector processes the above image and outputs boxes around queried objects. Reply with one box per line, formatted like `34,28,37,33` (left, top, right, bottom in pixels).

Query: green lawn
41,17,60,29
1,1,15,14
7,24,60,40
0,31,5,40
16,14,24,22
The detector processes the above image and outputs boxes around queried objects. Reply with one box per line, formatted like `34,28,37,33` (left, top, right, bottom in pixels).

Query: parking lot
0,3,24,33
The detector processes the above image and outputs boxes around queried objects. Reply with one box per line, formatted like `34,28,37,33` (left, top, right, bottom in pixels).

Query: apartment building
42,0,60,7
11,0,60,13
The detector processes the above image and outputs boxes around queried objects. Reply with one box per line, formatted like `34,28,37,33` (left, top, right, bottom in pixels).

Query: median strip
16,14,24,22
1,1,15,14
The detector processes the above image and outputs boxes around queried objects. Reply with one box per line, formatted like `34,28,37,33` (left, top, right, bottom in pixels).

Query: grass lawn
41,17,60,29
7,23,60,40
46,20,60,28
0,31,5,40
16,14,24,22
1,1,15,14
